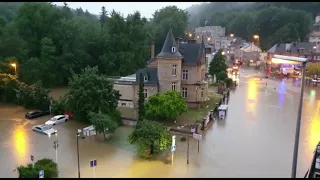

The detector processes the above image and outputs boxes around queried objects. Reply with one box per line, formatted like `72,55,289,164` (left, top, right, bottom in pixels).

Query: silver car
32,124,57,136
45,115,69,126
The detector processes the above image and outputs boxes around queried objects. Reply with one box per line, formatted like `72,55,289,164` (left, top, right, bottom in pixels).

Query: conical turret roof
156,28,182,58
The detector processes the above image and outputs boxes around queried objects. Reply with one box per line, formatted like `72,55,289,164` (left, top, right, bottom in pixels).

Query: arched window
172,47,176,52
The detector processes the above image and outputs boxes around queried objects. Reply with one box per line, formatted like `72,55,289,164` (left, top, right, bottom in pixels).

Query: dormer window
172,47,176,52
144,76,148,82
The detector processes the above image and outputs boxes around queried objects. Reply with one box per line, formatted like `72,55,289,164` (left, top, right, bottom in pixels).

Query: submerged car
45,115,69,126
25,110,50,119
32,124,57,136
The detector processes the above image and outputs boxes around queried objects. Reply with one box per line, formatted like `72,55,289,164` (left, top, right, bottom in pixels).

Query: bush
17,158,58,178
0,73,19,103
16,81,51,110
51,96,68,115
225,78,233,88
216,71,228,82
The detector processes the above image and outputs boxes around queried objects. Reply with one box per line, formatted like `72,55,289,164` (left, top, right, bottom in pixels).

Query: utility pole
76,129,81,178
187,136,190,164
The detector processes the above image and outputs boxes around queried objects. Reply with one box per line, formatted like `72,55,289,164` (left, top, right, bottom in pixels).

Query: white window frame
144,76,148,82
172,82,176,91
172,47,176,52
182,70,188,80
172,64,177,76
182,88,187,98
143,89,147,98
201,88,204,97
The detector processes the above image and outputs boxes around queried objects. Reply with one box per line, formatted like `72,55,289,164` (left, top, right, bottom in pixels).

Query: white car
45,115,69,126
32,124,57,136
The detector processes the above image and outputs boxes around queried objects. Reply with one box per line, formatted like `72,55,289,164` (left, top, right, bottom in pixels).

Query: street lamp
189,33,192,38
230,34,234,38
48,132,59,163
76,129,85,178
11,63,17,75
273,55,309,178
207,37,211,41
253,35,259,39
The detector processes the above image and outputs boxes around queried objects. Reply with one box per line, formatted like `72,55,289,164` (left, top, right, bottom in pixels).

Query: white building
214,36,233,50
234,42,261,62
195,26,226,45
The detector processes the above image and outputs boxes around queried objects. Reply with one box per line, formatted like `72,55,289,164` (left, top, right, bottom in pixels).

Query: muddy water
0,69,319,177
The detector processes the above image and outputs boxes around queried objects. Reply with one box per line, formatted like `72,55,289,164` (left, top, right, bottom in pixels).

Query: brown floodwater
0,69,319,178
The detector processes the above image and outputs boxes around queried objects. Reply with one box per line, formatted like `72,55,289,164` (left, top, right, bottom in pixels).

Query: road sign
171,145,176,152
30,155,34,162
193,133,203,141
90,159,97,167
39,170,44,178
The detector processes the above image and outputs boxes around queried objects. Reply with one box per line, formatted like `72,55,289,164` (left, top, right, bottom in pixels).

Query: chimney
175,37,180,49
151,42,155,58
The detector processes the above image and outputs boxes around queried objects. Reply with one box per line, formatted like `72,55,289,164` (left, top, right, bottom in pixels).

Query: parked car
25,110,50,119
45,115,69,126
32,124,57,136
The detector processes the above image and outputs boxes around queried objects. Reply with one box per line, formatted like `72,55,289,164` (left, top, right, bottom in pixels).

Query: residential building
214,36,232,51
267,42,314,61
195,26,226,45
113,29,208,109
309,13,320,44
234,42,261,62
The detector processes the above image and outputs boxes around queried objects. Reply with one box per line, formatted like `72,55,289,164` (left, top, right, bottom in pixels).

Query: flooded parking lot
0,69,319,178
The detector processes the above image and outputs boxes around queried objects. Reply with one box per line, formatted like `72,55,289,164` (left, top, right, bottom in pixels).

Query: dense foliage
187,2,315,50
145,91,187,122
209,50,228,77
127,120,171,158
66,66,120,123
88,111,118,139
17,158,58,178
0,3,189,88
0,73,50,109
306,63,320,77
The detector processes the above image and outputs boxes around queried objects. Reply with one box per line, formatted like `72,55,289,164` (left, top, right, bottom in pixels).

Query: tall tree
66,66,120,122
137,73,145,122
100,6,107,28
209,49,228,77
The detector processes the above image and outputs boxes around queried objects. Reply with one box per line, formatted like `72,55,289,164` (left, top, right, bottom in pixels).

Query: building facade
234,42,261,62
195,26,226,45
114,29,209,109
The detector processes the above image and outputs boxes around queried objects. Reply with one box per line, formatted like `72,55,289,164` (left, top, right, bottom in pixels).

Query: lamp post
273,55,308,178
11,63,17,75
76,129,82,178
48,132,59,163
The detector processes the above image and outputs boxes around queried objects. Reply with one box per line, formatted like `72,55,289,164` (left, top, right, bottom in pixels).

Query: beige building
114,29,209,109
234,42,261,62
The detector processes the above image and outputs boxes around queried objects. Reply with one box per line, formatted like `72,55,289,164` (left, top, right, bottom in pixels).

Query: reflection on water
13,125,27,164
247,80,257,114
309,101,320,152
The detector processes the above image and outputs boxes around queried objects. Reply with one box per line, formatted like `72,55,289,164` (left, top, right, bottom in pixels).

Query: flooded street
0,69,319,178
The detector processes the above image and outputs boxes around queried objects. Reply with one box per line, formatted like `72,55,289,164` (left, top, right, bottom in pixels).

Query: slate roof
268,42,314,54
313,23,320,27
156,28,182,58
178,43,202,65
135,67,158,86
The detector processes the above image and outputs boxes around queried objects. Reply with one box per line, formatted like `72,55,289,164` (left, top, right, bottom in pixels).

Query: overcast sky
53,2,198,18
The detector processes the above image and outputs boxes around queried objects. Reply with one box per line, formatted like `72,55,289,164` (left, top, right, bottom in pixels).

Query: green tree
99,6,107,28
88,111,118,139
150,6,189,54
51,96,68,115
128,120,171,158
16,81,50,110
209,50,228,77
145,91,187,122
137,73,145,122
17,158,58,178
66,66,120,122
216,71,228,82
